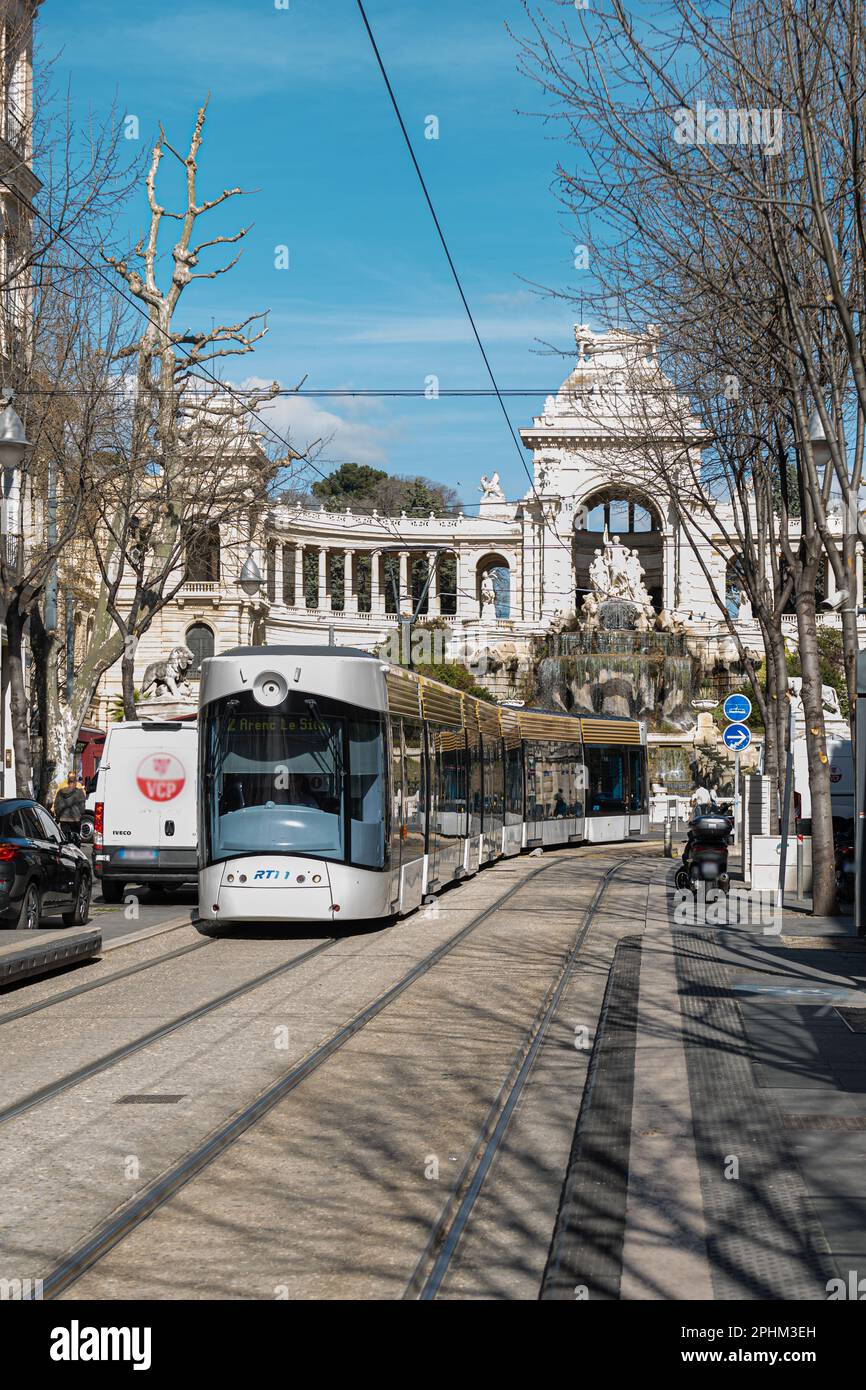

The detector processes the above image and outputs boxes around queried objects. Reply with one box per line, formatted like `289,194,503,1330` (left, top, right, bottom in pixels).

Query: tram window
433,728,466,839
390,715,405,869
349,718,386,867
482,735,504,830
467,731,482,835
403,717,426,859
524,740,582,818
504,744,523,823
202,692,386,868
628,747,647,812
585,746,626,815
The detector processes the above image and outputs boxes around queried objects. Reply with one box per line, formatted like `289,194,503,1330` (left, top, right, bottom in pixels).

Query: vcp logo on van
136,753,186,801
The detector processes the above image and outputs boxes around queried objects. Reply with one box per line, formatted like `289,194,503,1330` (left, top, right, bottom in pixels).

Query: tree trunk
5,601,34,798
121,647,137,720
796,582,836,915
767,624,790,818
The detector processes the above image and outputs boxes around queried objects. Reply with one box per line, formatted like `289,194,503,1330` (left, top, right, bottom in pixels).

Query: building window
185,622,215,675
184,522,221,581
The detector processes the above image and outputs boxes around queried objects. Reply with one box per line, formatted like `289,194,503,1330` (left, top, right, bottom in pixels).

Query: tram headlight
253,671,289,707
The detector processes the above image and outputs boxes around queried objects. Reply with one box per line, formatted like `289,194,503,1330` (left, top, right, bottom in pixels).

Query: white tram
197,646,648,924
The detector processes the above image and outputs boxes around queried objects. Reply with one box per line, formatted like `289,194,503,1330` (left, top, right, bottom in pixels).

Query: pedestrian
554,789,568,817
691,783,713,819
53,771,86,841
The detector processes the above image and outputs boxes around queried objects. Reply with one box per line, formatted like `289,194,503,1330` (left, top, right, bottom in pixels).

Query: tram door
390,715,426,913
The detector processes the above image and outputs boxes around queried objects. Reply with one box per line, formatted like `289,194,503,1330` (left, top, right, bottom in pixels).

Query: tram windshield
202,692,386,868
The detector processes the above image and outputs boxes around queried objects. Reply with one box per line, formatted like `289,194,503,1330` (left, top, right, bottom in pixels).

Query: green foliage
310,463,387,508
784,628,849,719
310,463,460,516
110,691,141,722
413,661,494,702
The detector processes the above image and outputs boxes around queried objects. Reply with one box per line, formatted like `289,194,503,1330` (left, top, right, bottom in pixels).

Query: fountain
534,530,697,728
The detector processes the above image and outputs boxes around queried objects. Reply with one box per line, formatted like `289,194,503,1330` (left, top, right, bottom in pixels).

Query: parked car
0,798,93,929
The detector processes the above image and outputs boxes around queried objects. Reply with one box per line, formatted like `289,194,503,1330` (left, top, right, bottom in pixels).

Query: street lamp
238,550,263,598
806,409,833,470
0,388,30,470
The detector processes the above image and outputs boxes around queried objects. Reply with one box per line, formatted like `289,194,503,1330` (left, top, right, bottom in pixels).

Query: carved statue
480,571,497,618
581,530,654,628
141,645,195,702
479,471,505,501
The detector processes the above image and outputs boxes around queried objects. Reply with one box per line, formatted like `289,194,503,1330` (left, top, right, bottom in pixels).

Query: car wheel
16,882,41,931
62,874,92,927
101,880,125,905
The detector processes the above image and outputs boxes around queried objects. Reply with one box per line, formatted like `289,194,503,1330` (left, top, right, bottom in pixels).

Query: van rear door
152,725,197,852
102,727,160,856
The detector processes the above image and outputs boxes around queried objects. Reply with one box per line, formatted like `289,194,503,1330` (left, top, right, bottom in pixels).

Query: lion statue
141,645,196,701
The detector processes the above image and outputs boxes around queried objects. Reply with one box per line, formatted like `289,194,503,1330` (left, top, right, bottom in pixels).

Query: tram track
0,937,338,1129
0,936,213,1028
404,856,629,1300
40,852,593,1300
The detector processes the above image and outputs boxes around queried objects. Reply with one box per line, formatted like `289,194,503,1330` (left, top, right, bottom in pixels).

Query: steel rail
404,856,630,1300
41,857,573,1299
0,938,338,1129
0,937,212,1028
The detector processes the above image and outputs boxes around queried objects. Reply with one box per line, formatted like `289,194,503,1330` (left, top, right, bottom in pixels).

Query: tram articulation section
196,644,649,924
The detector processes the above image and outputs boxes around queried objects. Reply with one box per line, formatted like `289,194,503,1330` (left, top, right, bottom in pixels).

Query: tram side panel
427,725,468,891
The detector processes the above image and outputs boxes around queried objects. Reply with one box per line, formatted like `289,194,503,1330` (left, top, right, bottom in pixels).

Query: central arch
574,487,664,612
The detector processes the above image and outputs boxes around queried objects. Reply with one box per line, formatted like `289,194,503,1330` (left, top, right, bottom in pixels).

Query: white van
793,731,854,829
91,720,197,903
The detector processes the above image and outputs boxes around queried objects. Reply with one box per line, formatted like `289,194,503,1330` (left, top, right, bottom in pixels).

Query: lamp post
0,388,30,470
238,549,264,646
238,550,263,598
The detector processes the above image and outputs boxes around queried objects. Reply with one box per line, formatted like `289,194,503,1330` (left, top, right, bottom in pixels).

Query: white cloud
242,379,403,474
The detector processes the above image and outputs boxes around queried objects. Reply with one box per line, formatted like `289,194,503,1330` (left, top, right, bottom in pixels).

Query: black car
0,799,93,930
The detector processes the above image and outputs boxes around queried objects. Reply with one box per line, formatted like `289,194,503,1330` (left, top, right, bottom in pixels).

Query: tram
197,645,648,924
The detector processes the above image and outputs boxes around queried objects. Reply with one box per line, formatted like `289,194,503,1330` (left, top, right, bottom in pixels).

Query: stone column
344,549,358,613
273,544,283,605
294,545,304,608
371,550,383,614
318,547,327,610
427,550,440,616
399,550,411,614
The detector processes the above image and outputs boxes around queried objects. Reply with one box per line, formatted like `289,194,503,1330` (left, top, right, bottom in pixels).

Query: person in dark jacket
53,773,86,837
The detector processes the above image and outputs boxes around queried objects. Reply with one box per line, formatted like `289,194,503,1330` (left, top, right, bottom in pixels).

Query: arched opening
476,554,511,619
185,622,215,675
184,521,221,582
574,488,663,612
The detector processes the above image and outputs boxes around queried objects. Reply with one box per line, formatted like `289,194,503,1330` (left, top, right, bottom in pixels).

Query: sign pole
733,748,740,847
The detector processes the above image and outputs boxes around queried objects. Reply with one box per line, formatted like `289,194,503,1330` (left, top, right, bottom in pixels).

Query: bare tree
36,99,311,794
513,0,865,912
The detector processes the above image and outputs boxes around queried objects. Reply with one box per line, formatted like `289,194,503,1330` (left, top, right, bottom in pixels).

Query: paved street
90,883,198,946
0,841,862,1305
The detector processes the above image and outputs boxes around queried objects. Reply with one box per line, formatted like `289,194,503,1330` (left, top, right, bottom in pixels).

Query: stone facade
90,324,864,723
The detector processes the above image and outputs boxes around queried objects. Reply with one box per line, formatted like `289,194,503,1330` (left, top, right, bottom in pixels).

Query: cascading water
536,621,696,729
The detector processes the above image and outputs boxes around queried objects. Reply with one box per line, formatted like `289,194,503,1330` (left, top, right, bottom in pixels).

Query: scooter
675,810,733,894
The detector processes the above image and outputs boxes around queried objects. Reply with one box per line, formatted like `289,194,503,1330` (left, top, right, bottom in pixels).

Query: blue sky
40,0,589,506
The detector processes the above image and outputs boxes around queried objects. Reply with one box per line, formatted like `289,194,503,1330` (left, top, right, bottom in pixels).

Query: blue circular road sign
723,722,752,751
723,693,752,722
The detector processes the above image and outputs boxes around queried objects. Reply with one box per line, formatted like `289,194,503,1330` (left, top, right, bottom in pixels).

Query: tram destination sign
723,693,752,722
